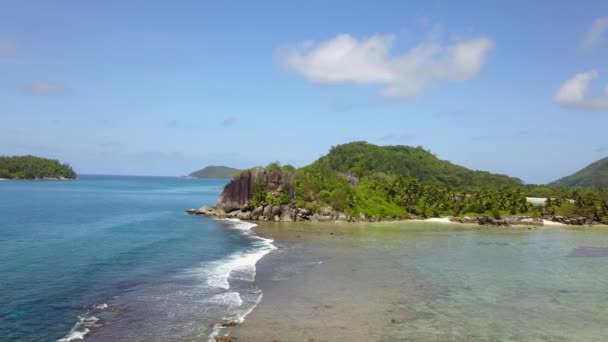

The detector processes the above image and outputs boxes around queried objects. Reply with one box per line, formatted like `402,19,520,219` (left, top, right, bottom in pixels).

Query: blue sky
1,1,607,183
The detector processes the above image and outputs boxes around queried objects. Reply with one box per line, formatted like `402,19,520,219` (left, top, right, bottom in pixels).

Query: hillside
304,141,523,188
196,142,607,223
188,166,240,179
550,157,608,188
0,155,77,180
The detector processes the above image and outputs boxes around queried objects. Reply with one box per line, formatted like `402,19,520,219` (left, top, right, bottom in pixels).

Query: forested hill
0,155,77,180
188,166,240,179
304,142,522,188
197,141,608,223
550,156,608,188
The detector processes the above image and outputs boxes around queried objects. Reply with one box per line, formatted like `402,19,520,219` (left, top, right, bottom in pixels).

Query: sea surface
0,175,274,341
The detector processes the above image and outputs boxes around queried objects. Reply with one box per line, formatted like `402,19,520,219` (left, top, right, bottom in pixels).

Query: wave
57,218,276,341
206,218,276,341
182,218,276,289
57,304,107,341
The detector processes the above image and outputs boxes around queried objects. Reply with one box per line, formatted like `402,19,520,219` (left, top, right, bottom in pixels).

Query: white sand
542,219,566,226
423,217,452,223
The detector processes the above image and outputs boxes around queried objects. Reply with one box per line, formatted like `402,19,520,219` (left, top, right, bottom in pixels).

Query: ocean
0,175,274,341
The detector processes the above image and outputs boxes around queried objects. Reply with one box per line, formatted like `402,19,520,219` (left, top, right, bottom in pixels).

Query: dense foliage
189,166,240,179
247,142,608,222
306,141,523,188
550,156,608,188
0,155,76,179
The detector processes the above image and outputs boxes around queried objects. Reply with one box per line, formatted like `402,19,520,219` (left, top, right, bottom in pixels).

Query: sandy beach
217,221,608,342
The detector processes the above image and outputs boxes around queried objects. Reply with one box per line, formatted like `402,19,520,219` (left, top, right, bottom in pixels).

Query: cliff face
216,168,287,212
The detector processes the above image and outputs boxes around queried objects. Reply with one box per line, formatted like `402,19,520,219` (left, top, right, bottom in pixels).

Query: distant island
550,156,608,188
190,141,608,226
0,155,77,180
186,166,241,179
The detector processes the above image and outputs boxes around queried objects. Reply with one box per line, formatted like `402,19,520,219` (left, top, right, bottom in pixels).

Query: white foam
203,219,277,342
206,292,243,307
57,315,100,342
195,219,276,289
93,303,108,310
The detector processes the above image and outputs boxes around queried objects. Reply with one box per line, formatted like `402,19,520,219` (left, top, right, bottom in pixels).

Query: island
0,155,77,180
185,166,241,179
188,142,608,226
550,156,608,188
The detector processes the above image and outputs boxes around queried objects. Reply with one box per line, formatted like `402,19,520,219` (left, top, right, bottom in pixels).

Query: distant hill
188,166,241,179
0,155,77,180
304,141,523,188
550,157,608,188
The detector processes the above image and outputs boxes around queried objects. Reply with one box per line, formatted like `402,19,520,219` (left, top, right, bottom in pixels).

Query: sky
1,0,608,183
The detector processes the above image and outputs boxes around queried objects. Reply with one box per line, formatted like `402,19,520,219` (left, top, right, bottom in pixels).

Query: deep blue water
0,175,273,341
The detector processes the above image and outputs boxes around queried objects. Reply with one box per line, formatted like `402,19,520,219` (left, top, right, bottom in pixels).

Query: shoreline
189,206,605,228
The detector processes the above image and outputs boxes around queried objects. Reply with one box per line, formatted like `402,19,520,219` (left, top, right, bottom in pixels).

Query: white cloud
580,16,608,50
277,33,493,99
24,81,67,96
554,71,608,111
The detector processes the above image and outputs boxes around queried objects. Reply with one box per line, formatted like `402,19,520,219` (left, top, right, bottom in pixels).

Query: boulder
251,206,264,220
262,205,273,220
215,336,235,342
507,216,544,226
236,210,252,220
218,320,239,328
279,205,295,222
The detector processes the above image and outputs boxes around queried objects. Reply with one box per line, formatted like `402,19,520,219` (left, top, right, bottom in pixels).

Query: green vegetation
305,141,523,188
0,155,76,180
188,166,240,179
550,156,608,188
244,142,608,222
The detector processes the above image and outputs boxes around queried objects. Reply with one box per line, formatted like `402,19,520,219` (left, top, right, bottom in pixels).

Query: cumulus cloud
580,16,608,50
277,33,493,99
554,71,608,111
24,81,67,96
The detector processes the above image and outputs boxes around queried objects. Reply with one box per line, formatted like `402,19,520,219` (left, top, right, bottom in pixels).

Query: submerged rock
568,246,608,257
218,320,239,328
215,336,236,342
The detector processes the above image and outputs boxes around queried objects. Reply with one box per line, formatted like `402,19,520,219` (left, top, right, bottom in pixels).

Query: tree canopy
0,155,77,180
245,142,608,222
550,156,608,188
188,166,241,179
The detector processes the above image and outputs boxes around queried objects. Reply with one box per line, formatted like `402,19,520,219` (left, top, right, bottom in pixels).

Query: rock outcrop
191,204,317,221
215,167,292,213
450,216,544,227
550,216,594,225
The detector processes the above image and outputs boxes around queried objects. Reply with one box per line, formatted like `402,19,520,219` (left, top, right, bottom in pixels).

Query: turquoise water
0,175,273,341
368,223,608,341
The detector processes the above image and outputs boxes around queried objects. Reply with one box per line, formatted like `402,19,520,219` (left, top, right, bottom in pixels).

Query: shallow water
0,175,272,341
232,222,608,341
